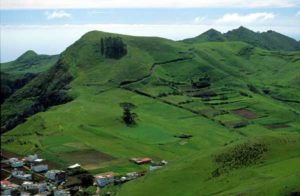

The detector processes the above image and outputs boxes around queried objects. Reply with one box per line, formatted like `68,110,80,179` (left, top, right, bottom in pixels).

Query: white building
31,164,48,173
22,181,47,193
9,158,24,168
12,170,32,181
45,170,66,183
24,154,38,162
54,190,71,196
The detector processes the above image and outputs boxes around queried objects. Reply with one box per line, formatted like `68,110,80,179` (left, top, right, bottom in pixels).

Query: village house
11,169,32,181
31,164,48,173
9,157,24,168
1,179,20,195
95,172,115,187
130,157,152,165
21,181,47,194
45,170,66,183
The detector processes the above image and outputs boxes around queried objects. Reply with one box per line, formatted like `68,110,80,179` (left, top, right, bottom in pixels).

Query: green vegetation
1,27,300,195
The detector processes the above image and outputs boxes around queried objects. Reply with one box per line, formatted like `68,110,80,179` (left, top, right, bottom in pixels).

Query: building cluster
1,154,75,195
1,154,167,195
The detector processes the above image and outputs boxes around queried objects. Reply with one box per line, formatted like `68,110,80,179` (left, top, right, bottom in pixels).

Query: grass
1,30,300,195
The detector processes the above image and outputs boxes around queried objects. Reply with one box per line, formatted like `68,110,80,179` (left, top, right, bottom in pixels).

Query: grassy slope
1,31,300,195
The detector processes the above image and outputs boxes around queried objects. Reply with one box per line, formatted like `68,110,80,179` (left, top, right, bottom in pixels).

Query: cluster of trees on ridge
100,37,127,59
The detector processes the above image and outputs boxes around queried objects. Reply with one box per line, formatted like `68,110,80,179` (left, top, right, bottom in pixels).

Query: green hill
1,50,59,74
0,51,59,105
183,26,300,51
1,29,300,195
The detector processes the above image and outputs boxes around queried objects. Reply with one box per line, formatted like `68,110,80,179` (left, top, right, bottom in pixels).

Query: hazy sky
1,0,300,62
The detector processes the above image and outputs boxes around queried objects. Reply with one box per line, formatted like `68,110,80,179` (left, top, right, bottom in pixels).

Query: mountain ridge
183,26,300,51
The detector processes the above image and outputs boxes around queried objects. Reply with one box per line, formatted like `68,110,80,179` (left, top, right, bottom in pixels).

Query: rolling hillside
1,29,300,195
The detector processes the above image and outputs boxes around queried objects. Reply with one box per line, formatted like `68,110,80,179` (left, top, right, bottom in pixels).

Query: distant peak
206,28,220,33
235,26,253,32
183,28,226,43
21,50,37,57
16,50,38,62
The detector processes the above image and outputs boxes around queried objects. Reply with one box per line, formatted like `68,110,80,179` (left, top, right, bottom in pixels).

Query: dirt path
120,57,192,87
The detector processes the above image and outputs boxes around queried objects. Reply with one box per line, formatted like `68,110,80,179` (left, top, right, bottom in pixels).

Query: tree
192,74,211,88
120,102,137,126
100,37,127,59
79,174,94,187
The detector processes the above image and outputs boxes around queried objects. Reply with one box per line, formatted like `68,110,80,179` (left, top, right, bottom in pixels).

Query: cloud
297,11,300,16
1,0,299,9
193,16,205,24
45,10,72,20
216,13,275,24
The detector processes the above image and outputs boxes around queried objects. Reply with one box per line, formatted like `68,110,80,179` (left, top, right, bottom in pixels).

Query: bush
79,174,94,187
263,89,270,94
247,84,260,94
192,75,211,88
157,92,167,97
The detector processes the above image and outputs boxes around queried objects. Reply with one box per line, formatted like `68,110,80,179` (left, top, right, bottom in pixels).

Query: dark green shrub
212,142,268,177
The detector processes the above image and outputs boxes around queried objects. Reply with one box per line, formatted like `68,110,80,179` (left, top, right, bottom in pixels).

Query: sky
1,0,300,62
